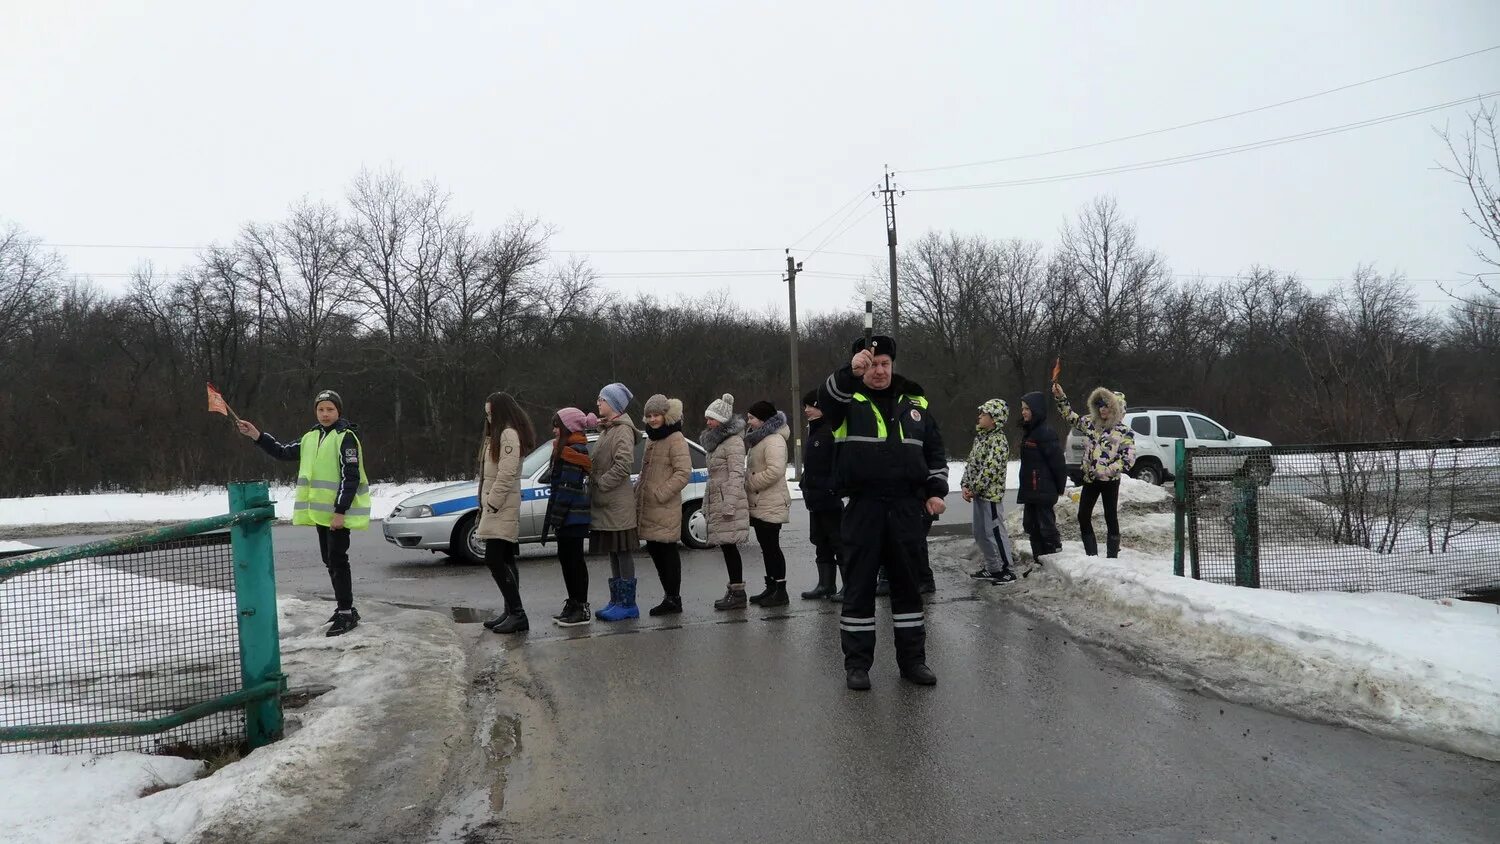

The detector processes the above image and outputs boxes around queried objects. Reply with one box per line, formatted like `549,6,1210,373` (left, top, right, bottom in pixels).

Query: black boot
760,579,790,608
1081,529,1098,556
649,595,683,617
801,564,837,599
828,565,846,602
900,663,937,685
714,583,748,611
749,576,777,605
846,668,871,691
491,610,529,634
326,610,359,637
1106,533,1121,559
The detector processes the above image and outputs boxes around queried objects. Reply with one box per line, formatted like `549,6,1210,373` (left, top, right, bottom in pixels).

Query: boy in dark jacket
1017,391,1066,559
798,389,843,600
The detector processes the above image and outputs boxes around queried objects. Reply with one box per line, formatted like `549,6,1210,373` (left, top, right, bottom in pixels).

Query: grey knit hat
644,393,670,417
314,389,343,413
704,393,734,424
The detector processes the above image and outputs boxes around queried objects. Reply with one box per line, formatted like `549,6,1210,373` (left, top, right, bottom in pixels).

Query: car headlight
398,504,434,518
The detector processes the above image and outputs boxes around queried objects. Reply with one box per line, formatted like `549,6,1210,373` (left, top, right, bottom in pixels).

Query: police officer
819,335,948,690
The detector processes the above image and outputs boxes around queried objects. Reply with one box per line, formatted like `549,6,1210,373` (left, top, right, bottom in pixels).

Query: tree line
3,140,1498,497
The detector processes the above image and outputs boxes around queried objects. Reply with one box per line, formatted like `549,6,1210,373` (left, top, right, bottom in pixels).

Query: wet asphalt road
23,511,1500,842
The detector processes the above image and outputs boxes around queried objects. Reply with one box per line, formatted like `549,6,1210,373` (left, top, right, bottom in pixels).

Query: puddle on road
450,606,491,624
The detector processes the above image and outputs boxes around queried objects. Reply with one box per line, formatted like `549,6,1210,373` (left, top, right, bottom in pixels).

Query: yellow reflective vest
293,428,371,530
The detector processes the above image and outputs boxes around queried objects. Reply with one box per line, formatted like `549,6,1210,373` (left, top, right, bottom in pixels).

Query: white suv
1065,407,1272,486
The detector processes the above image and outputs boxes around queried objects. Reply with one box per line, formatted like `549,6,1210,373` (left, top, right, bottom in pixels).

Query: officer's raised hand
237,420,261,440
851,347,875,376
926,496,946,516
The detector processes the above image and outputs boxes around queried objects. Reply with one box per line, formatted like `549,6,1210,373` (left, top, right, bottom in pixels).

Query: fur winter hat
705,393,734,424
644,394,683,425
599,382,633,415
555,407,599,433
746,400,777,423
979,398,1009,427
314,389,343,413
851,334,897,359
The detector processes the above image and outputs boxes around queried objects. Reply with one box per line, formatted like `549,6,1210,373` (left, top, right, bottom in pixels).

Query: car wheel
450,514,486,565
682,501,710,549
1132,462,1163,486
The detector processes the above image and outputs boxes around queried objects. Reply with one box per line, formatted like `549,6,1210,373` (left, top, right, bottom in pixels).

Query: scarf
647,420,683,441
554,430,591,473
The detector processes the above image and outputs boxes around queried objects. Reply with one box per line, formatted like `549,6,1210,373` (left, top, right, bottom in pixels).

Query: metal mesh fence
1180,439,1500,601
0,532,244,754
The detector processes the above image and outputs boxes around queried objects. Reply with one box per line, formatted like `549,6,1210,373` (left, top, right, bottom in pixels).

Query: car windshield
522,441,554,478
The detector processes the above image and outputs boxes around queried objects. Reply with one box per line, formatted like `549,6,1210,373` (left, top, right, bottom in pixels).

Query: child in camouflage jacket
961,399,1020,582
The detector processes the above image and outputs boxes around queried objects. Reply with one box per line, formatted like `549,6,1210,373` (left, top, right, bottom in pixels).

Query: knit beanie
746,400,776,423
979,398,1010,427
704,393,734,424
314,389,343,413
599,382,633,415
555,407,599,433
801,389,820,409
643,393,670,418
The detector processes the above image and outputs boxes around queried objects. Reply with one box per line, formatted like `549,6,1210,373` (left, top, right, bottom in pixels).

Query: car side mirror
1226,431,1236,440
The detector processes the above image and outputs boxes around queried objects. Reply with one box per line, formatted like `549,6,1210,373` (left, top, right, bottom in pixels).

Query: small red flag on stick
206,382,241,424
1050,357,1062,383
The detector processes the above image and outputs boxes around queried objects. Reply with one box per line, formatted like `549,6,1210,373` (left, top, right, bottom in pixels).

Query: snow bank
2,597,468,844
1003,539,1500,760
0,481,453,528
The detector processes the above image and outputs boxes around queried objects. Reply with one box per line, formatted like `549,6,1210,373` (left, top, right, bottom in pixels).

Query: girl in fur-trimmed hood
1053,382,1136,558
636,394,691,617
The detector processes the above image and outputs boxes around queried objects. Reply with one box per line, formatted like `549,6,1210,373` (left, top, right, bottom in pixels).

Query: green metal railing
0,481,286,751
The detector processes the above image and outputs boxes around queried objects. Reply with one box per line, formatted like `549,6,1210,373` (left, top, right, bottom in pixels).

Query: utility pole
785,250,804,479
876,168,904,341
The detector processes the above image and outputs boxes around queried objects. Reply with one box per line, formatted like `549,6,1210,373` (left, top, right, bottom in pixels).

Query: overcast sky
4,1,1498,317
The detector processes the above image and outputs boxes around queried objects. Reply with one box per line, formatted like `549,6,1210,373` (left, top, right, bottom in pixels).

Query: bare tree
0,222,64,347
1055,196,1170,367
1437,101,1500,304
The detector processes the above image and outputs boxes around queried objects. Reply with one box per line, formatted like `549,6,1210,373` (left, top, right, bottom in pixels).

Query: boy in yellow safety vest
237,389,371,636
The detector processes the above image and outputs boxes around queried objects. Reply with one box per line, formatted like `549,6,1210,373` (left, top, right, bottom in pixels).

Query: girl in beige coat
744,400,791,607
701,394,752,610
477,392,536,634
637,394,692,616
593,381,641,622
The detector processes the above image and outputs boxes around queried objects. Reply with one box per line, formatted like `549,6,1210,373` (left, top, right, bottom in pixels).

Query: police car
383,431,711,564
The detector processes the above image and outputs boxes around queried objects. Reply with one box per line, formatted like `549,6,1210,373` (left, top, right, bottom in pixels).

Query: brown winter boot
713,583,748,611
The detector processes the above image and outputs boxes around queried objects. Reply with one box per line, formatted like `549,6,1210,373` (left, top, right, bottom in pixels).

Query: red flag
206,382,240,423
1050,357,1062,383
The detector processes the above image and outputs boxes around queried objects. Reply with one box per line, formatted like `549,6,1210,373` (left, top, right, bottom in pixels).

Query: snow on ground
0,481,456,527
958,509,1500,761
1,596,468,844
1,560,241,754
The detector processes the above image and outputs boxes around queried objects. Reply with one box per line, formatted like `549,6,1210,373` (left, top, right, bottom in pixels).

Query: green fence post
1231,470,1262,588
229,481,284,748
1173,439,1186,577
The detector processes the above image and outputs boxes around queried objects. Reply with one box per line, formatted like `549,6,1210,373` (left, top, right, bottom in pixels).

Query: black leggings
721,543,743,583
555,535,589,603
645,540,682,596
1078,479,1121,537
485,539,522,611
752,518,786,581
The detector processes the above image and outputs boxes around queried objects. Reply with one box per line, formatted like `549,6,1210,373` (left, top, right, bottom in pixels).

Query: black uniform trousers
809,508,843,569
839,494,926,671
315,525,355,610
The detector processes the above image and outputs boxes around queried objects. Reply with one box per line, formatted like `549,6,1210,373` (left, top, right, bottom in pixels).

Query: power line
786,186,874,250
907,90,1500,193
903,44,1500,174
806,204,882,262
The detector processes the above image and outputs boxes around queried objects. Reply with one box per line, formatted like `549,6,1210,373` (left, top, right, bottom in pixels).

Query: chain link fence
1177,439,1500,601
0,483,284,755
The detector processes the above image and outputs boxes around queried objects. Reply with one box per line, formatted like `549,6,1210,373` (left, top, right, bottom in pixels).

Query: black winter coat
799,417,841,512
1017,392,1066,504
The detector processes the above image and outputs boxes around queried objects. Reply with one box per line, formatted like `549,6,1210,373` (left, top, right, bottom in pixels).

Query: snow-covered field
1,559,242,754
1,597,468,844
0,481,453,528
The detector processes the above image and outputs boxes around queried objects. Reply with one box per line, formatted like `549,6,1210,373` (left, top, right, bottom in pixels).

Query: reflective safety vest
833,391,930,445
293,428,371,530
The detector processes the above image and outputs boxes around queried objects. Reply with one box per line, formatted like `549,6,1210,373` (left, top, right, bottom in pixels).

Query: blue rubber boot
595,577,620,621
597,577,640,621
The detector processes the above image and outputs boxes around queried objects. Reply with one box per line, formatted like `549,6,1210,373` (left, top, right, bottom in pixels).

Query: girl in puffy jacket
636,394,692,617
1052,383,1136,558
